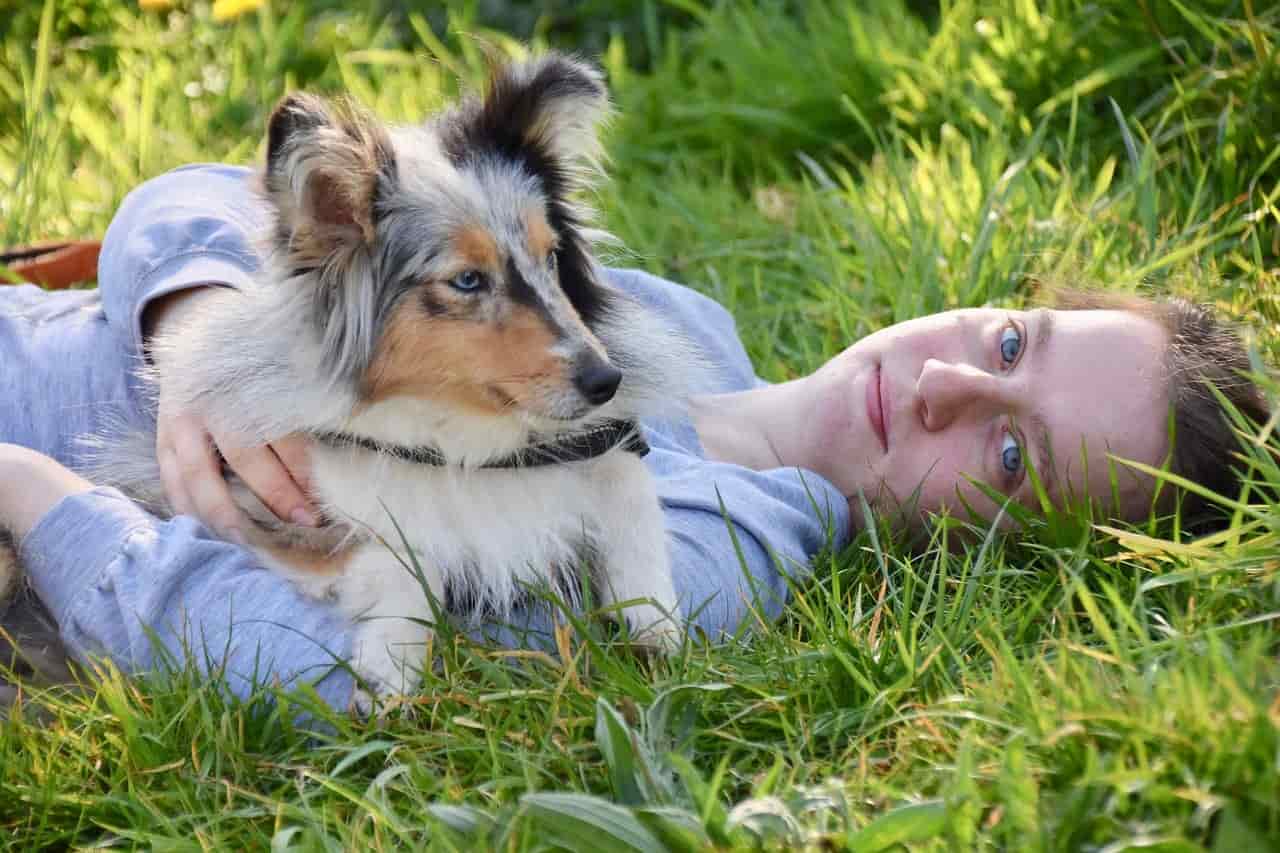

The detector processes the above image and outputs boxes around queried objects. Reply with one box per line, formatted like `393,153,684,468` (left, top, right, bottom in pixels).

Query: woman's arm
149,287,318,541
0,445,95,539
99,164,264,357
98,164,317,535
1,444,356,709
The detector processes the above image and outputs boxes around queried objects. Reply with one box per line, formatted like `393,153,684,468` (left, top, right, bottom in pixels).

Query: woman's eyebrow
1029,412,1056,495
1032,307,1054,352
1028,309,1057,494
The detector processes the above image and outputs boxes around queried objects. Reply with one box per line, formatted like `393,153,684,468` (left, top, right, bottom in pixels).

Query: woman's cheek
901,456,969,520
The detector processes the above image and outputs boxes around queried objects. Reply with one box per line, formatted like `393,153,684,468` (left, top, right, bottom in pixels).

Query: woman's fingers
271,434,320,525
157,412,202,518
160,412,248,542
218,439,318,527
157,444,194,518
157,383,319,531
269,434,317,501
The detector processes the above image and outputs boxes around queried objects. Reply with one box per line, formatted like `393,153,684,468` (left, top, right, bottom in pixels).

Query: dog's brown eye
449,270,487,293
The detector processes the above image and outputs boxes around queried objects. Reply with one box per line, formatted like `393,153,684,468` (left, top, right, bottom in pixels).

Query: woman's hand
0,444,94,541
147,287,319,542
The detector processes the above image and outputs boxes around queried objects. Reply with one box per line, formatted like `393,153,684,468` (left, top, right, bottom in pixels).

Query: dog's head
260,54,622,424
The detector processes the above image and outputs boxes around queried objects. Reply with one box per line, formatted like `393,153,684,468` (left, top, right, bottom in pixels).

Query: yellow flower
211,0,265,22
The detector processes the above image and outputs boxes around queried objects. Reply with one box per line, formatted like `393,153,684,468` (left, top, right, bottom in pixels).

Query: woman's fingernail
291,508,319,527
226,528,248,546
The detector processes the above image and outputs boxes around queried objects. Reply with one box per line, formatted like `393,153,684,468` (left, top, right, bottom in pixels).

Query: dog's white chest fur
312,448,629,610
285,444,678,706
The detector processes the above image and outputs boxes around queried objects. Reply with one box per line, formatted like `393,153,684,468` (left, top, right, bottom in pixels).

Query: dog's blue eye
547,251,558,274
450,270,486,293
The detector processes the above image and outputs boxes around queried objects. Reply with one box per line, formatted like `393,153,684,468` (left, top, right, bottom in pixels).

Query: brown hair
1048,287,1273,527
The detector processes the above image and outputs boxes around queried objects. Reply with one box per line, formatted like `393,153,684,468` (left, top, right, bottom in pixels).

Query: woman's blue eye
1001,430,1023,475
1000,324,1022,366
450,270,485,292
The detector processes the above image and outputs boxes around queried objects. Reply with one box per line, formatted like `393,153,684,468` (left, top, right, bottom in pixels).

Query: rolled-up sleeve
99,164,266,357
19,486,355,709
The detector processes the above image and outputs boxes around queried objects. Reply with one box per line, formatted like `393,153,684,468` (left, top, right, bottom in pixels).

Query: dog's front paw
351,680,408,718
350,619,431,715
351,686,380,718
623,603,684,657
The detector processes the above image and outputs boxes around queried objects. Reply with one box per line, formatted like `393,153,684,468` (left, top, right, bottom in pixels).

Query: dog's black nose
574,362,622,405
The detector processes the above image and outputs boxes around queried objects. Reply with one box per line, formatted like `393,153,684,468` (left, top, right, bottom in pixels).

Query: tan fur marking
257,537,356,577
525,211,557,259
363,298,567,411
453,226,500,272
492,306,565,402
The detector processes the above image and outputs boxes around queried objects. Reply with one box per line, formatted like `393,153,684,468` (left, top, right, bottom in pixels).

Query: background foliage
1,0,1278,850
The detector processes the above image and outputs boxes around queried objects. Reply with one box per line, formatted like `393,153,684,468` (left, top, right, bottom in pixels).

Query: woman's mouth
866,363,888,452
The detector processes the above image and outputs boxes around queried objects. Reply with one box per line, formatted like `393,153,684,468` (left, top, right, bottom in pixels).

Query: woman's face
805,307,1172,530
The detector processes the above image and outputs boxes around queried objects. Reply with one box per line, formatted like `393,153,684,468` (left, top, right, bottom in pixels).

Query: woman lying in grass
0,164,1270,711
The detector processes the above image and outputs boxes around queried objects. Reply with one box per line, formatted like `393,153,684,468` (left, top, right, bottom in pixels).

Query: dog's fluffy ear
445,53,611,196
263,93,395,248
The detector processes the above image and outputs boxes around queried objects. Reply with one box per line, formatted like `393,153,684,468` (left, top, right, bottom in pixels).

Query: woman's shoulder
603,268,758,392
116,163,257,210
641,418,850,547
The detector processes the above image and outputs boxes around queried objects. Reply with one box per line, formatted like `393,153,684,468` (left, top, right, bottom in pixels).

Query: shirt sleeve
98,164,266,357
665,467,849,638
18,486,356,710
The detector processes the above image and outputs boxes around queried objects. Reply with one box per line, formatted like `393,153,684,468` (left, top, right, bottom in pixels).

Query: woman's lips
867,363,888,452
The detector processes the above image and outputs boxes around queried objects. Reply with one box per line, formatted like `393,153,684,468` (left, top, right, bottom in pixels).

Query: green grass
2,0,1279,849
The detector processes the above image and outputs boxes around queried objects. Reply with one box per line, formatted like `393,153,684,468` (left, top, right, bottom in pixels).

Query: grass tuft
2,0,1279,849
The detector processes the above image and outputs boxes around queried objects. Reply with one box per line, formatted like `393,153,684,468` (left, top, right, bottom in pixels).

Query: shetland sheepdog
3,54,697,710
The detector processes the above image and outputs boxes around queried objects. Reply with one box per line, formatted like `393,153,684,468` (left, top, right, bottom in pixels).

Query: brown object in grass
0,240,102,289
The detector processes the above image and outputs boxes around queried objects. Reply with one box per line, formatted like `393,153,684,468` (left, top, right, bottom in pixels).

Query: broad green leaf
848,800,948,852
426,803,495,838
635,806,712,853
520,792,665,853
595,697,651,806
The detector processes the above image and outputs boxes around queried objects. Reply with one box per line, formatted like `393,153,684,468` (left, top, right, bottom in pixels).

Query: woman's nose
916,358,1017,431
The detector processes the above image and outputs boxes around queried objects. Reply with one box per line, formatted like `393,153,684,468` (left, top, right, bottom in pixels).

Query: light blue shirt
6,164,851,709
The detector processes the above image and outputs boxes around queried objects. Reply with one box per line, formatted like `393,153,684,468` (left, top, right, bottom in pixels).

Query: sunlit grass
1,0,1278,849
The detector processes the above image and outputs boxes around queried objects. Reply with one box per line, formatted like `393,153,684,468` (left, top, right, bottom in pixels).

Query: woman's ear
262,93,397,248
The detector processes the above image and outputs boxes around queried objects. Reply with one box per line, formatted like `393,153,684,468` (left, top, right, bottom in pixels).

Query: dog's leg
337,545,444,714
590,454,683,653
